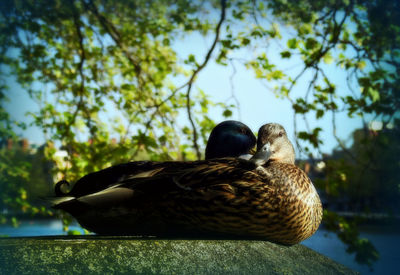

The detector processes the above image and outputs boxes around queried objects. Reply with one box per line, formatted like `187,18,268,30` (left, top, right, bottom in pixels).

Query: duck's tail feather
51,196,76,208
46,179,75,209
52,185,135,210
75,186,135,207
55,180,71,196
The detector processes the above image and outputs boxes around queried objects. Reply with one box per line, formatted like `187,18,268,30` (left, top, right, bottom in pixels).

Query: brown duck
53,123,322,245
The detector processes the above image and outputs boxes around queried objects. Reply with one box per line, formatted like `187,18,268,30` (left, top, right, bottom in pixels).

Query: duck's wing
58,121,255,197
57,158,260,209
60,160,195,197
120,158,258,191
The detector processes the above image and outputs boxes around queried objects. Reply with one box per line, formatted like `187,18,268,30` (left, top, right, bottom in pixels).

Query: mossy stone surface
0,236,357,274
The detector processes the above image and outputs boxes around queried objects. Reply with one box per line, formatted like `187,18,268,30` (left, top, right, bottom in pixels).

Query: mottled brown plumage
53,123,322,245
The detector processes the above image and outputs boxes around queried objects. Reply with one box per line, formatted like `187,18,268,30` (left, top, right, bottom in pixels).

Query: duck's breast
256,162,323,244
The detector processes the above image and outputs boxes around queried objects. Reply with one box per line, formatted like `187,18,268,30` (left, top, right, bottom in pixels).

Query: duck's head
205,120,256,159
255,123,295,165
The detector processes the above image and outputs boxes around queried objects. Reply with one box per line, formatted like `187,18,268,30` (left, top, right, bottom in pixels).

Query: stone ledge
0,236,357,274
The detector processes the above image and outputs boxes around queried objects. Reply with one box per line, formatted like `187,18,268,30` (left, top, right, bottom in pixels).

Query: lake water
1,220,399,275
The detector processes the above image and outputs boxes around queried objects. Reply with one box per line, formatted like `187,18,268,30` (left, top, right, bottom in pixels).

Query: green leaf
241,37,250,46
316,109,324,119
162,38,170,46
357,60,366,70
222,109,232,118
367,88,380,102
323,52,333,64
287,38,298,49
267,70,284,80
67,230,82,235
280,51,291,58
305,38,318,50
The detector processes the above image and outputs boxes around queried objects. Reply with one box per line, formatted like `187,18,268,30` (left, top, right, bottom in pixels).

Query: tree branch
83,0,144,87
68,3,86,134
185,0,226,160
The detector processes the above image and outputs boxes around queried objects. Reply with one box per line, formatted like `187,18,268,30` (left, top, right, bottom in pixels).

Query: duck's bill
249,142,272,166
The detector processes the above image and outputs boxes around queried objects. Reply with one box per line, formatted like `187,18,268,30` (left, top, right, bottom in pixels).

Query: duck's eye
278,131,284,137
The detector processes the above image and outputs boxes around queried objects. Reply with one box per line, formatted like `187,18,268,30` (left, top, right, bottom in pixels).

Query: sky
4,18,367,158
172,30,366,156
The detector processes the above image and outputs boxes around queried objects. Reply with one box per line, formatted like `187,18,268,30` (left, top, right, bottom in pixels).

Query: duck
53,123,322,245
55,120,256,198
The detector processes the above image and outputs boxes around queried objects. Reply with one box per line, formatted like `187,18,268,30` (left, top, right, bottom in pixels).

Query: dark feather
205,120,256,159
58,121,255,197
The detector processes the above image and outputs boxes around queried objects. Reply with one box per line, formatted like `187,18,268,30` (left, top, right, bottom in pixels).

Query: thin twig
227,59,241,120
185,0,227,159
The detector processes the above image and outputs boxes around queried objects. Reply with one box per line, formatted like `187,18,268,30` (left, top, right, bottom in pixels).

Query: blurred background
1,0,399,274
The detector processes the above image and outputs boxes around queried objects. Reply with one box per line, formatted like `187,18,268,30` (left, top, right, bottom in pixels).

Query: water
1,220,399,275
302,227,400,275
0,219,87,237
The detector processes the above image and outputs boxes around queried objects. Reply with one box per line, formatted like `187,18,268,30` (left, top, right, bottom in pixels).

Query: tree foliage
314,120,400,268
1,0,399,268
324,122,400,212
2,0,220,182
2,0,399,173
0,140,54,226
